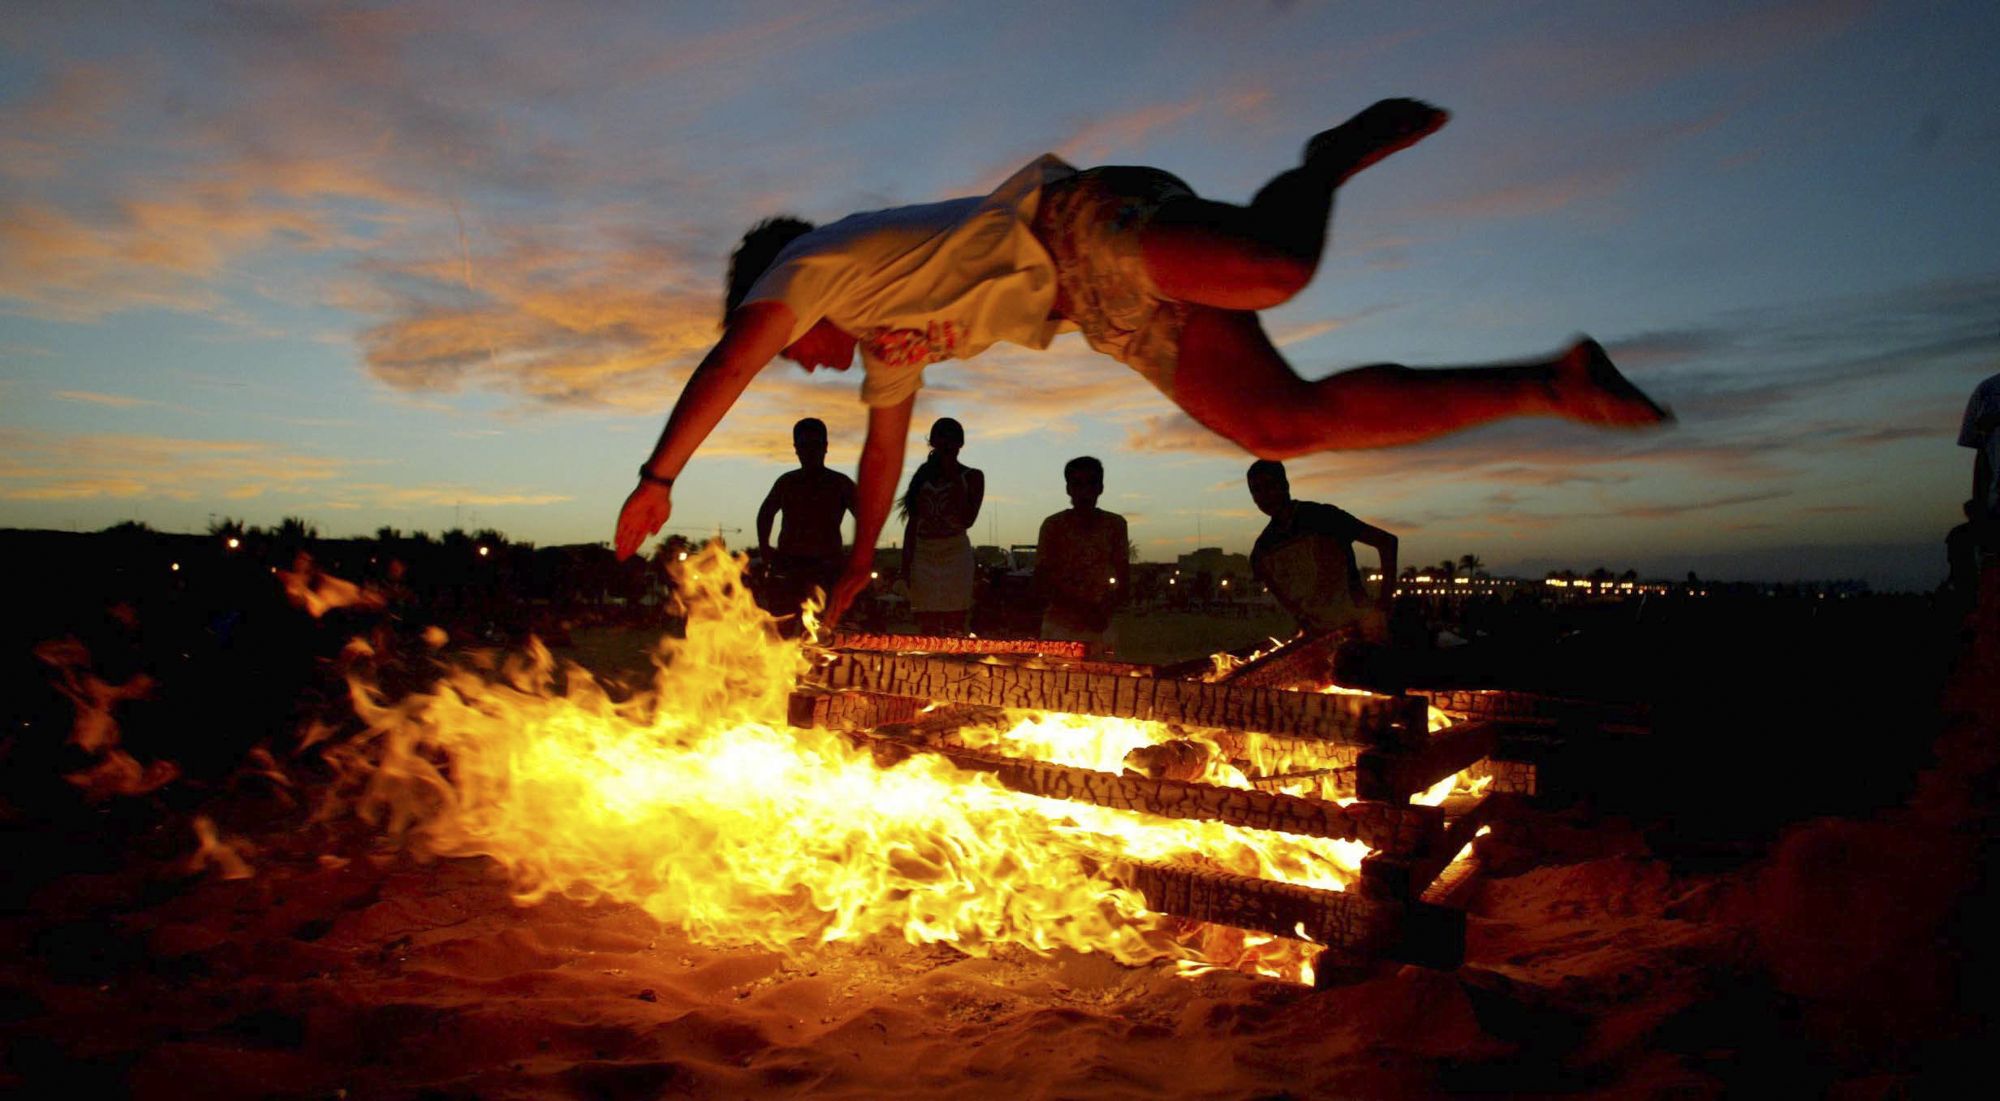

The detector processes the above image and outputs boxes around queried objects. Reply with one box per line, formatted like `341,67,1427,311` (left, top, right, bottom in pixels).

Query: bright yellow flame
321,545,1346,982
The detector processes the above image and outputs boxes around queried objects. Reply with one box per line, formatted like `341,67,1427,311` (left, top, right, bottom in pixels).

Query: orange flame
186,815,256,880
278,553,387,618
33,638,178,799
318,546,1394,980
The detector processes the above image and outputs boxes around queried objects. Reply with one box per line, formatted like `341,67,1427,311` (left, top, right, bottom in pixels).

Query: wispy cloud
0,430,345,502
52,390,164,409
323,484,571,510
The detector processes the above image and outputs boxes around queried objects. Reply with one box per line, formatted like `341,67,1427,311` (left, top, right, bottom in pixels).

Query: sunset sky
3,1,1997,588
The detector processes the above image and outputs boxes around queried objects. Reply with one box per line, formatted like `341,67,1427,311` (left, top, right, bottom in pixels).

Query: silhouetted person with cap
1246,459,1396,640
756,417,856,618
1035,456,1129,657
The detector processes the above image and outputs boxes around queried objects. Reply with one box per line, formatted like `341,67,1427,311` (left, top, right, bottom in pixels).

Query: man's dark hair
1246,459,1288,486
1064,456,1103,481
793,417,828,442
725,217,815,322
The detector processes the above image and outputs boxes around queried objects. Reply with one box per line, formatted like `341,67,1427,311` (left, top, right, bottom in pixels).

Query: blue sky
2,0,1997,588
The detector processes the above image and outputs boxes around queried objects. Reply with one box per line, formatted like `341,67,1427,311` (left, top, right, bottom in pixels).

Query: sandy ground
4,598,1996,1099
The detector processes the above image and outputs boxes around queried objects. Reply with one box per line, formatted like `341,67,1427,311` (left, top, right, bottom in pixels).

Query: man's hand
615,481,672,560
824,562,873,629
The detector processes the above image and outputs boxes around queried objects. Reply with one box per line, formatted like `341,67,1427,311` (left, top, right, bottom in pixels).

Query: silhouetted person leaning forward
1035,456,1129,658
1247,459,1398,645
756,418,857,621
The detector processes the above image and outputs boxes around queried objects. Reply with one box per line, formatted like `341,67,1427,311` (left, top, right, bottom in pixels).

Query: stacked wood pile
789,633,1640,981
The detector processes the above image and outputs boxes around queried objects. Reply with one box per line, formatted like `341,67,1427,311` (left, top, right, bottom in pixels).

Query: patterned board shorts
1034,166,1195,397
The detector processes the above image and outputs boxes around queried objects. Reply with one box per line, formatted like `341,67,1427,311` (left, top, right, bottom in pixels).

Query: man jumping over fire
617,98,1671,625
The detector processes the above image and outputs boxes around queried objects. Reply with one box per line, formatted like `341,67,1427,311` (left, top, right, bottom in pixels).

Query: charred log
1111,860,1463,968
827,632,1086,658
1352,721,1499,801
857,733,1442,855
810,651,1426,746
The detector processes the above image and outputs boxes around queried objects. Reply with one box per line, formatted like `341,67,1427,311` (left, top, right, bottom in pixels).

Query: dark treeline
9,522,692,645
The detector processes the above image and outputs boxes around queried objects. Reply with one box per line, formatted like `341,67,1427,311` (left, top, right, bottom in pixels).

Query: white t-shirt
1962,372,2000,512
741,155,1076,407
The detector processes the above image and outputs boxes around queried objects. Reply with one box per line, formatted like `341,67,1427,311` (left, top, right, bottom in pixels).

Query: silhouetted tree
208,516,247,539
101,519,153,535
276,516,318,543
1458,553,1485,577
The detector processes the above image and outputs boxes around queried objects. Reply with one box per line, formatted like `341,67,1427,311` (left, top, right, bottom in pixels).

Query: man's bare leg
1141,99,1449,311
1170,308,1670,458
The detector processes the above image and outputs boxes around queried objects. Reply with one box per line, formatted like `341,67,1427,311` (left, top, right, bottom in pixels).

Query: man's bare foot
1551,338,1673,426
1307,98,1450,183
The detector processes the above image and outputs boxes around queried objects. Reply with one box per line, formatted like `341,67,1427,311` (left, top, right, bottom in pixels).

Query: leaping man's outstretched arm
616,301,795,560
827,397,915,626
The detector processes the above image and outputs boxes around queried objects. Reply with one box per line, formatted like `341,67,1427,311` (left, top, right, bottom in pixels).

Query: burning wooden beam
1417,688,1650,734
827,632,1087,658
1353,720,1499,801
1358,792,1508,900
1469,756,1538,797
1248,765,1354,797
786,690,927,732
810,651,1427,747
1110,860,1464,969
856,733,1442,855
1419,846,1484,910
1219,632,1343,689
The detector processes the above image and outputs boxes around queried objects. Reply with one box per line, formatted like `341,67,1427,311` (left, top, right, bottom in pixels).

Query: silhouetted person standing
1945,500,1980,623
1246,459,1396,639
1035,456,1129,657
756,418,857,616
1963,371,2000,553
900,417,982,635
